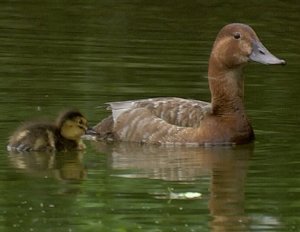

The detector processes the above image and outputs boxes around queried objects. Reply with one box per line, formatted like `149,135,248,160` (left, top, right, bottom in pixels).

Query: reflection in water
208,149,250,232
0,0,298,230
8,151,87,182
92,141,253,231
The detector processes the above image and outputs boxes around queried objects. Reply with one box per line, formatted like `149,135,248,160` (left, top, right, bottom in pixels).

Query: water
0,1,299,231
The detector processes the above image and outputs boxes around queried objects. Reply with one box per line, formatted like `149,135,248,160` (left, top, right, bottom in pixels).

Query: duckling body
94,23,285,145
8,110,88,152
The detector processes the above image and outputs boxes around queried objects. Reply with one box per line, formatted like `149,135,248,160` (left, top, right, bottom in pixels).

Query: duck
7,109,89,152
93,23,286,146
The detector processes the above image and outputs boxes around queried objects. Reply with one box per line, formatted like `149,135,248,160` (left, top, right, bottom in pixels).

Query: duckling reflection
8,150,87,182
92,141,253,231
7,109,89,152
53,152,87,182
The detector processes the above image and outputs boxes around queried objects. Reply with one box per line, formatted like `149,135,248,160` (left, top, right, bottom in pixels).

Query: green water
0,1,299,231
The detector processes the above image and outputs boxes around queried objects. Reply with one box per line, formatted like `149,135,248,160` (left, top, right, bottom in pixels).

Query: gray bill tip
279,59,286,65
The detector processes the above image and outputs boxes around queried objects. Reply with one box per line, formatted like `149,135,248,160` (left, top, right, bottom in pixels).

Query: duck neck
208,59,246,116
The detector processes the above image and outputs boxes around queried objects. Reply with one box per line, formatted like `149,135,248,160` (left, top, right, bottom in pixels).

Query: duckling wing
8,123,57,152
109,97,211,128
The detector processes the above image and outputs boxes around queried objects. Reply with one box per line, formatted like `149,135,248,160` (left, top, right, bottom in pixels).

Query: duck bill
81,127,98,140
249,40,286,65
85,127,98,135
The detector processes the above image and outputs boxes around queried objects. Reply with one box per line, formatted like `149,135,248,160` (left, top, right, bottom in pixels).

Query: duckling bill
7,110,89,152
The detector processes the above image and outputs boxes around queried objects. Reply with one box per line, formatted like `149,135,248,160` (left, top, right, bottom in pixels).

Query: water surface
0,1,299,231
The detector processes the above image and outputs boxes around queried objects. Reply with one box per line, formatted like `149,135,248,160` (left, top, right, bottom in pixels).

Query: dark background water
0,1,299,231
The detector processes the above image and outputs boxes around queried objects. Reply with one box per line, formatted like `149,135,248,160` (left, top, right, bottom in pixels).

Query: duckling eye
233,32,241,39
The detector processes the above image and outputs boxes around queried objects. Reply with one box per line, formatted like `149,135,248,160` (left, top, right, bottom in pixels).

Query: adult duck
94,23,285,146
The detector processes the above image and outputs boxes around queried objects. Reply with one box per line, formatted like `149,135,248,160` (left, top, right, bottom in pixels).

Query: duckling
7,110,89,152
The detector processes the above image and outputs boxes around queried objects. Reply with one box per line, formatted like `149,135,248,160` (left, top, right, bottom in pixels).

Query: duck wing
93,97,211,144
109,97,211,128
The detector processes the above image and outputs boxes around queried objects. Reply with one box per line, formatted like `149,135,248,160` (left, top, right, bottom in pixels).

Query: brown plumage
7,110,88,152
94,23,285,146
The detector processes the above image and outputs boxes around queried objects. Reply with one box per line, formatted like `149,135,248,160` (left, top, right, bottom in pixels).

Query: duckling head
57,110,88,141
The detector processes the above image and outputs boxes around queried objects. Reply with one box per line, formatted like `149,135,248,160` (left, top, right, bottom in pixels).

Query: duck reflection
8,151,87,182
93,141,253,231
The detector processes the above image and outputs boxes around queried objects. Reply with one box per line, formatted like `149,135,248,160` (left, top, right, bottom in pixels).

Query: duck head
207,23,285,116
209,23,286,70
57,110,88,141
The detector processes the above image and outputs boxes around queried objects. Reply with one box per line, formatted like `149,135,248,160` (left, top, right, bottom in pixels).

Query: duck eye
233,32,241,39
